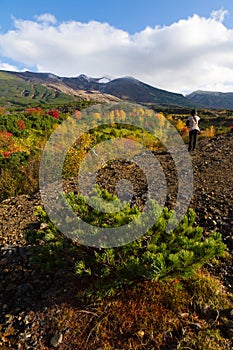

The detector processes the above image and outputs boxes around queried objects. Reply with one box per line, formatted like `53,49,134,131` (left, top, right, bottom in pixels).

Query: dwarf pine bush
29,188,226,290
71,194,225,283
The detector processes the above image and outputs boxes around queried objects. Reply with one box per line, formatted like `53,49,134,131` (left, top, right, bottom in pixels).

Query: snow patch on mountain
77,74,112,84
98,76,113,84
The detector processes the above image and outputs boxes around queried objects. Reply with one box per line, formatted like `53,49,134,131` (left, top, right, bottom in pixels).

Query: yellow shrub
201,126,215,137
176,119,186,131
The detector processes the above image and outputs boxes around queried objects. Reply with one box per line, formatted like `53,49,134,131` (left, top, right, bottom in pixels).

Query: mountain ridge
186,90,233,109
1,69,233,109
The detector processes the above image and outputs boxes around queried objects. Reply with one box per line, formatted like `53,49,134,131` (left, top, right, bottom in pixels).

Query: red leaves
0,131,19,158
27,107,45,116
180,126,189,135
0,131,13,141
48,110,60,119
17,119,26,130
26,107,59,119
3,150,14,158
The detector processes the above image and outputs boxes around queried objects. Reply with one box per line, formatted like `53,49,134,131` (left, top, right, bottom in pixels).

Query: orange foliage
166,114,173,122
180,126,189,136
201,125,215,137
17,119,26,130
0,107,5,115
74,110,82,119
0,131,19,158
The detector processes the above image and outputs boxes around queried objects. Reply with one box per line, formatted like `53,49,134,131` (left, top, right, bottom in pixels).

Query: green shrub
27,189,226,295
71,195,225,285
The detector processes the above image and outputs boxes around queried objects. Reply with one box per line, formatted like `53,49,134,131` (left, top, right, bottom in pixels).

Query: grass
19,271,231,349
0,72,77,106
0,71,22,80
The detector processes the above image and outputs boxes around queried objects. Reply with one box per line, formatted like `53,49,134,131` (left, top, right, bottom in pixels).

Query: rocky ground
0,132,232,349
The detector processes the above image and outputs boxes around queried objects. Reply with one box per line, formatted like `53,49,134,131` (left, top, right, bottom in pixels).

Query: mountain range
0,69,233,109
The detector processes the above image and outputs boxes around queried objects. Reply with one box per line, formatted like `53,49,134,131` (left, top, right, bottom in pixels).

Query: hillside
0,71,121,106
0,133,232,349
97,76,192,107
0,70,193,108
186,90,233,109
2,69,233,109
0,71,76,106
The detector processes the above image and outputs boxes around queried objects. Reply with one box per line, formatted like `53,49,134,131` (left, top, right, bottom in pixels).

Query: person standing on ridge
186,109,200,151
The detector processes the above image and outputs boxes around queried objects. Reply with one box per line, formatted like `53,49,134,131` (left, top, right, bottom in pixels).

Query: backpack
186,119,190,127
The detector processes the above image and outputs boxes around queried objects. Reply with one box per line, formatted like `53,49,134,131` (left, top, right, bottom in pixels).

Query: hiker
186,109,200,151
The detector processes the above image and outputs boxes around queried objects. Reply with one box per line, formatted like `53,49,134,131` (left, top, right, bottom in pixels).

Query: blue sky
1,0,233,33
1,0,233,93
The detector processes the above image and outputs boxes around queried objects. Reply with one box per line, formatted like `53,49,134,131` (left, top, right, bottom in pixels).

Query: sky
0,0,233,94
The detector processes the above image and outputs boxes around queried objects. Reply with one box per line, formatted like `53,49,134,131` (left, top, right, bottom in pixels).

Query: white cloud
211,8,228,23
0,62,19,71
35,13,57,24
0,9,233,93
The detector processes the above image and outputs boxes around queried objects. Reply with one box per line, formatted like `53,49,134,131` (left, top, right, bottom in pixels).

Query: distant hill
186,90,233,110
0,70,193,108
1,69,233,109
0,71,120,106
0,71,76,106
56,74,192,107
97,76,193,107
